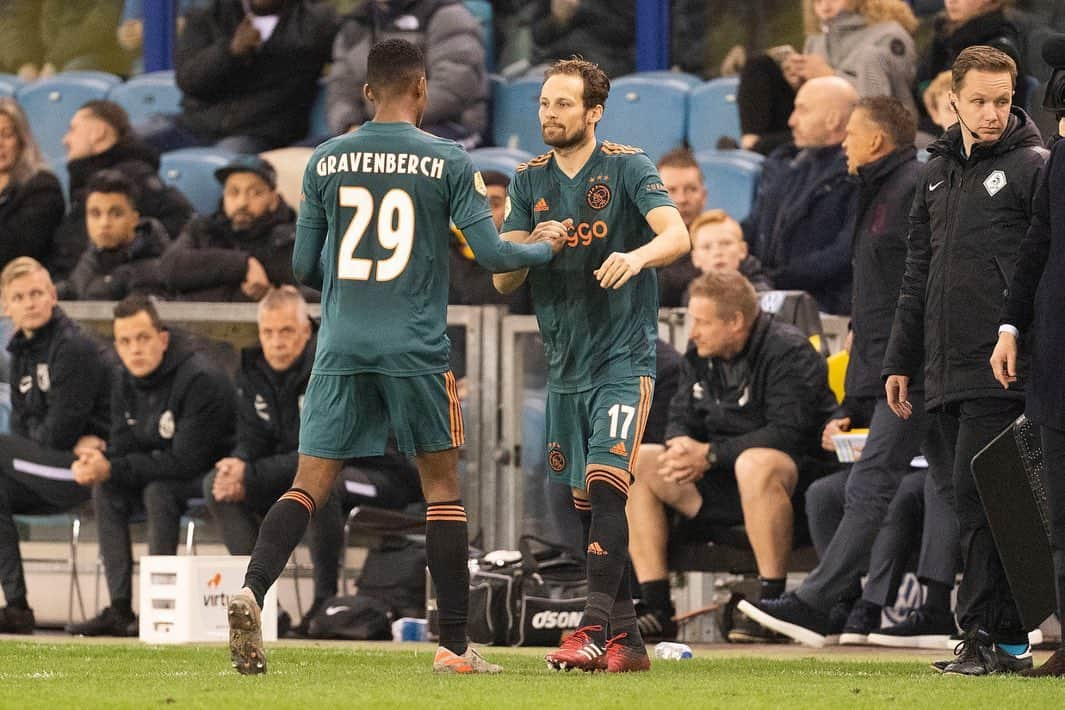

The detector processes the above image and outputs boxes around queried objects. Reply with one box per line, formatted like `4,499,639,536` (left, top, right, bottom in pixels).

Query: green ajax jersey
502,141,674,393
296,122,493,376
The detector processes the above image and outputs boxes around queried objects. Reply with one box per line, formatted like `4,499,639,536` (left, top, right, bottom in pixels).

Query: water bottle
653,642,693,660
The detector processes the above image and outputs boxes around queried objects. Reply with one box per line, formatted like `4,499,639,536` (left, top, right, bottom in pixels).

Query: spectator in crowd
626,271,837,642
159,155,299,302
916,0,1029,129
68,295,235,636
744,76,859,315
737,96,930,646
528,1,635,80
656,148,705,308
923,70,959,133
0,257,111,634
68,170,171,301
0,99,65,271
739,0,918,155
51,100,193,281
883,46,1046,676
689,209,771,293
0,2,43,79
327,0,487,147
139,0,338,154
204,287,344,636
36,1,133,77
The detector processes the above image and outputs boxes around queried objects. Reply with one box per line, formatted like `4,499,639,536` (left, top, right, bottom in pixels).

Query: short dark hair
952,45,1017,93
856,96,916,148
543,57,610,111
657,147,701,173
366,39,425,96
81,100,133,142
85,169,140,210
114,293,163,331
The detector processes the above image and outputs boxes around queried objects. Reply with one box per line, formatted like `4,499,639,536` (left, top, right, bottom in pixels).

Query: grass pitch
0,638,1062,709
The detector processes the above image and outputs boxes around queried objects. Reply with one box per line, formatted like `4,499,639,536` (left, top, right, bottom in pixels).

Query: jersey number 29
337,186,414,281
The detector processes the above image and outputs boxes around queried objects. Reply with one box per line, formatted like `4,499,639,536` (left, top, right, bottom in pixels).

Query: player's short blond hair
0,257,50,299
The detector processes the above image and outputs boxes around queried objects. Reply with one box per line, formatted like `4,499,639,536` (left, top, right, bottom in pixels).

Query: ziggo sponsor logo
564,220,608,248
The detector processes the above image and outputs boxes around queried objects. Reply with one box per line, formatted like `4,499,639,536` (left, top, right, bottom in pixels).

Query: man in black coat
884,46,1047,675
0,257,111,634
51,100,193,281
68,170,171,300
991,111,1065,677
160,155,300,302
139,0,337,153
67,295,235,636
625,271,837,637
743,77,859,315
737,97,937,646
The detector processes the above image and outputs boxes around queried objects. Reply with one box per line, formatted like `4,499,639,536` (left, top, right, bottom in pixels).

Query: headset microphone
951,101,982,141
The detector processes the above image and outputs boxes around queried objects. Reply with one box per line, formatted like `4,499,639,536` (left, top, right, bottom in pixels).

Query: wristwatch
705,444,718,469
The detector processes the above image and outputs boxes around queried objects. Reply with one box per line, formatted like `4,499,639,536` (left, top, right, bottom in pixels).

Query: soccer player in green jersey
227,39,564,676
494,58,690,672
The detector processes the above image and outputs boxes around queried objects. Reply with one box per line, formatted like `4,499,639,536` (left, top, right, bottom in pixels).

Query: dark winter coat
1002,138,1065,430
7,309,111,449
159,201,297,302
666,313,838,471
107,331,235,489
883,109,1047,410
231,335,313,505
743,143,857,315
176,0,337,148
0,170,65,269
50,138,193,279
843,146,921,409
530,0,634,79
68,217,171,300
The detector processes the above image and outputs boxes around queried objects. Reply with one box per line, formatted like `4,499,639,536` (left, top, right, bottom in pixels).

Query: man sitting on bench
626,271,836,642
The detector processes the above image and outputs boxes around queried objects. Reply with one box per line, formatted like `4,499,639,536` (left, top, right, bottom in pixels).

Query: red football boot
545,625,607,672
605,632,651,673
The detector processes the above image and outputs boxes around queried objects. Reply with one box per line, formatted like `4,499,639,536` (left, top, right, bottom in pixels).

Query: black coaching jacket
106,331,234,488
7,309,111,450
883,108,1047,410
666,313,838,471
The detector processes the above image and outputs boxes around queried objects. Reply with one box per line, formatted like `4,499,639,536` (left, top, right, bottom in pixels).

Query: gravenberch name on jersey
315,151,446,179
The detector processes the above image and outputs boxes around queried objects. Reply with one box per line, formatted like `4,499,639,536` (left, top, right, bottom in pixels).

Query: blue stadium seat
722,148,765,167
306,77,330,143
1024,74,1041,117
619,70,703,88
463,0,494,74
15,74,118,162
0,74,24,97
688,77,742,152
597,77,688,162
469,147,534,176
159,147,238,215
52,71,122,87
491,76,545,152
107,71,182,126
695,150,762,222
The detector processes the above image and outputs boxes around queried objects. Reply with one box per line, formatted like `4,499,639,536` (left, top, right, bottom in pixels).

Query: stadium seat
491,76,545,153
107,70,182,126
469,146,534,176
596,76,688,162
14,510,87,625
159,147,238,215
306,77,330,143
619,70,703,88
0,73,24,97
695,150,761,221
687,76,742,152
463,0,495,74
52,71,122,87
721,148,765,166
15,74,118,163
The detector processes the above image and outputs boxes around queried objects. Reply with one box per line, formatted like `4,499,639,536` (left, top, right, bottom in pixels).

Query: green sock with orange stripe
427,500,470,655
243,487,317,608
